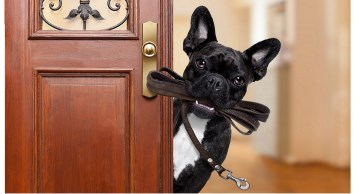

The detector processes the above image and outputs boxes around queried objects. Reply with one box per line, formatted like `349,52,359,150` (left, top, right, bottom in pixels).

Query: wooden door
5,0,173,192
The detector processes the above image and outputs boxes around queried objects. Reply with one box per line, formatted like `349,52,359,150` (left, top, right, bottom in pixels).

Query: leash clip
219,170,250,190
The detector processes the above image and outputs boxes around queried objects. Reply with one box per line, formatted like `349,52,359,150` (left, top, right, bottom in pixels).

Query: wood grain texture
35,71,131,192
6,0,173,192
5,0,33,192
201,139,350,193
159,0,174,191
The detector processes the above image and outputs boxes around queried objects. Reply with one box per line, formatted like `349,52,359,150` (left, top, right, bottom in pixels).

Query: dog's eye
195,59,206,70
233,76,245,87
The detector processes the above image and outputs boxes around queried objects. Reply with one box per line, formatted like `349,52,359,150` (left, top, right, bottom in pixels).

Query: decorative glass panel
41,0,129,30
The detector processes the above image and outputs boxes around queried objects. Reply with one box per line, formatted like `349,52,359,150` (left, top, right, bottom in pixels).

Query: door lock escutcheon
142,21,157,98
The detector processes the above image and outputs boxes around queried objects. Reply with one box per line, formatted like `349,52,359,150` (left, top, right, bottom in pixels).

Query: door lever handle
142,21,157,98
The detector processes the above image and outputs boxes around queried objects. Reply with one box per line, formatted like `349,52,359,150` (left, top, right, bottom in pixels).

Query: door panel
36,71,131,192
5,0,173,192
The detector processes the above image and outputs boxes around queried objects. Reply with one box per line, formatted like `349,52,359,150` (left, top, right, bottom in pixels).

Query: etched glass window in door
41,0,129,30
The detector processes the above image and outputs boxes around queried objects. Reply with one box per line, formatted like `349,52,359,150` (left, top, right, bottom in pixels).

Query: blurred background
173,0,350,192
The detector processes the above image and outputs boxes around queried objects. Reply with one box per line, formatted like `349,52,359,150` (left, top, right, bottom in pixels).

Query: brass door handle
142,41,157,57
142,21,157,98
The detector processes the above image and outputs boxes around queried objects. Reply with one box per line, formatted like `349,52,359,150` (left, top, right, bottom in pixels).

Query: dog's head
183,6,281,109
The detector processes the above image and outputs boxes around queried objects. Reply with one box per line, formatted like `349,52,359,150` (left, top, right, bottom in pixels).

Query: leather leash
181,101,250,190
147,67,270,190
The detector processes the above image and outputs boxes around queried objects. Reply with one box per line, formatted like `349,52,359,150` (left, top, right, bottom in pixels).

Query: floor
200,137,350,193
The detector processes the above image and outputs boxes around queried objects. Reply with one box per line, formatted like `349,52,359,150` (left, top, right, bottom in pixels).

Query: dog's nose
208,77,223,91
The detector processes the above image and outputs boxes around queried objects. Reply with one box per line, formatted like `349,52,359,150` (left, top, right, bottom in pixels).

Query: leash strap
147,68,270,135
181,102,250,190
147,68,270,190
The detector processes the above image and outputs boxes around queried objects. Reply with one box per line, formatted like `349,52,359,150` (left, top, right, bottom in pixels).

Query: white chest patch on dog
173,113,209,180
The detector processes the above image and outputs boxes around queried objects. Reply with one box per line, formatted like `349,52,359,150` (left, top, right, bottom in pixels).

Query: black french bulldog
173,6,281,193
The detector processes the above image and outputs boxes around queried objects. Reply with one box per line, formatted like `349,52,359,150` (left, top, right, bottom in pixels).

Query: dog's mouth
191,100,216,118
184,77,236,109
195,100,214,111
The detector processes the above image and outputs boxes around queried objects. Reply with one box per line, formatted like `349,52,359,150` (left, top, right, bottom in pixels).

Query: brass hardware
142,42,157,57
142,21,158,98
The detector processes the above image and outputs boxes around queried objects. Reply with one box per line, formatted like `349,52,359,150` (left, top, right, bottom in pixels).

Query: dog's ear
244,38,281,81
183,6,217,56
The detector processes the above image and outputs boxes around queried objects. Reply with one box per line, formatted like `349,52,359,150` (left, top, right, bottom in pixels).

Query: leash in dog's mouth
147,67,270,190
193,100,216,115
147,67,270,135
195,100,214,111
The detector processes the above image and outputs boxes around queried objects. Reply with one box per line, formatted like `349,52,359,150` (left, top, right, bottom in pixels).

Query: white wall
287,0,350,167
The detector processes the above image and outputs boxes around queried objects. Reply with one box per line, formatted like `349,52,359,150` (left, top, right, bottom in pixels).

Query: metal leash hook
219,170,250,190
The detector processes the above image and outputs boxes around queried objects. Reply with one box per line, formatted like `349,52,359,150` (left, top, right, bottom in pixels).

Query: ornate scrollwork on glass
40,0,129,30
49,0,62,11
108,0,121,11
105,0,129,30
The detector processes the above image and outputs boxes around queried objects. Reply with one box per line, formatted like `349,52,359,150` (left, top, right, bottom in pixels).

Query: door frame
158,0,174,191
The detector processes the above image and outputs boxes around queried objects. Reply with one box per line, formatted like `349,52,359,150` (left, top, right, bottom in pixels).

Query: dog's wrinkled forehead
191,42,248,73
